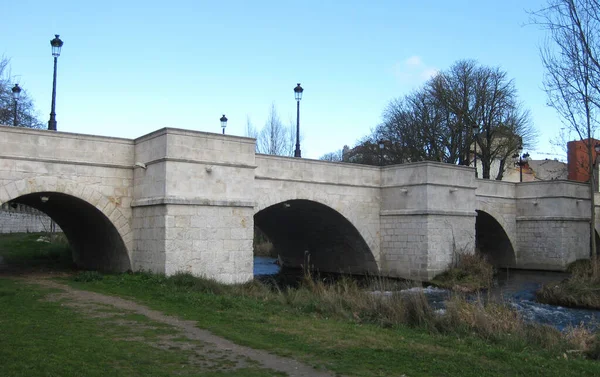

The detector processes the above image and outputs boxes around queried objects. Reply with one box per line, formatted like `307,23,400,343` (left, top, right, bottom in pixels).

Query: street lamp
513,147,530,182
294,83,304,158
472,124,479,178
48,34,63,131
220,114,228,135
11,84,21,127
378,139,385,166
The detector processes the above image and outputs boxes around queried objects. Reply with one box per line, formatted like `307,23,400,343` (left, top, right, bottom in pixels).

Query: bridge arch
0,176,132,271
475,209,516,268
254,199,379,275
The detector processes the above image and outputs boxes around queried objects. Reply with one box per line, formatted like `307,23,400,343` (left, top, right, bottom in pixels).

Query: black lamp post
513,147,530,183
11,84,21,127
294,83,303,158
48,34,63,131
378,139,385,166
472,124,479,178
220,114,228,134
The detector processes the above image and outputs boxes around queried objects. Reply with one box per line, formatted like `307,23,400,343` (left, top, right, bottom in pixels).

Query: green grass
0,232,73,270
65,271,600,377
2,233,600,376
0,278,283,377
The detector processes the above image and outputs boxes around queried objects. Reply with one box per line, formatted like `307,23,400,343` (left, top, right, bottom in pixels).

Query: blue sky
3,0,564,160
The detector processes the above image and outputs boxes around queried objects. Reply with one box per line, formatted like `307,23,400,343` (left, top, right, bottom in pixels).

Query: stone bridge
0,125,597,283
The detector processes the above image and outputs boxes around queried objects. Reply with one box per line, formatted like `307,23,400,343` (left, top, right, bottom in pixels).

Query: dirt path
20,275,339,377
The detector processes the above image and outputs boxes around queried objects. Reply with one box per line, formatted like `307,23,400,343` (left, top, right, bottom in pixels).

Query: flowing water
253,256,280,276
493,269,599,330
253,257,600,330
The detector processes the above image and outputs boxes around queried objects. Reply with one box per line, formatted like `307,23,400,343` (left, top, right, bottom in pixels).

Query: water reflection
253,256,280,276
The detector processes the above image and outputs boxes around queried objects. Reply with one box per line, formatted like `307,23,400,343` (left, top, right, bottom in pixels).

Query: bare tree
319,148,345,162
245,115,259,139
376,60,536,178
531,0,600,270
257,104,293,156
0,57,44,128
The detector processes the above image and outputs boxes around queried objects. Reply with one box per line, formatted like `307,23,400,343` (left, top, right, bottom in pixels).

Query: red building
567,138,600,182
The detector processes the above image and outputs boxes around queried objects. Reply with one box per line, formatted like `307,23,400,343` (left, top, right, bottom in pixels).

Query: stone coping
132,196,255,208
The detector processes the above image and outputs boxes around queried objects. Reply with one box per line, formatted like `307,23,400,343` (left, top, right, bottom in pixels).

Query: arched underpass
254,200,378,275
7,192,130,272
475,210,516,268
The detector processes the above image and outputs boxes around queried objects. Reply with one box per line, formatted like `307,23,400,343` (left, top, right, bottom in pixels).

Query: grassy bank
65,270,600,376
2,233,600,376
537,259,600,310
431,253,494,291
0,278,278,377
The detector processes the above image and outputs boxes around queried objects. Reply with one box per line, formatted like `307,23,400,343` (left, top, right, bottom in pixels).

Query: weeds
537,258,600,310
431,252,494,291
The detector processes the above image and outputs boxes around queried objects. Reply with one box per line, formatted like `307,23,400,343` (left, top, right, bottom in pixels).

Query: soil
9,272,339,377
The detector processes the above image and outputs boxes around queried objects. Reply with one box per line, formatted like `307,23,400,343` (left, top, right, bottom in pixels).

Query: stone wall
1,125,598,282
0,203,61,233
131,128,257,283
515,181,591,269
254,154,382,271
380,162,477,280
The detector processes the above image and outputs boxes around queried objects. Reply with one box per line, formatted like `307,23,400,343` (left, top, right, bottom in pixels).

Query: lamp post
472,124,479,178
378,139,385,166
513,147,530,183
11,84,21,127
48,34,63,131
220,114,227,135
294,83,303,158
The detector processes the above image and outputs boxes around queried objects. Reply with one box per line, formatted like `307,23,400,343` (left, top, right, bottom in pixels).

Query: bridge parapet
255,154,381,187
0,125,133,167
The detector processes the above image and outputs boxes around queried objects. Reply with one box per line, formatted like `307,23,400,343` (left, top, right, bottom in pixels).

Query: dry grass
537,258,600,310
431,253,494,291
269,274,596,356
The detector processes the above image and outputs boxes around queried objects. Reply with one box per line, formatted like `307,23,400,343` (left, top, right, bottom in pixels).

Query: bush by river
537,259,600,310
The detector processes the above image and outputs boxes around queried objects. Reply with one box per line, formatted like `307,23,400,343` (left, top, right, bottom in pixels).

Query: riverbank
2,233,600,375
537,259,600,310
68,271,600,366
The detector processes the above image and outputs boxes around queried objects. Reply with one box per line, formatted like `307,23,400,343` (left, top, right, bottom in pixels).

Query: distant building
495,159,567,183
567,138,600,183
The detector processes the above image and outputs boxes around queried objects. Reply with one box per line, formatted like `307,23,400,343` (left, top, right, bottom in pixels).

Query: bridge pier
130,129,256,283
515,182,591,270
380,163,477,280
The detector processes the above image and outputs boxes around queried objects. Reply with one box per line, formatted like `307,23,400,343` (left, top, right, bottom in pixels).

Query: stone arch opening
254,199,378,275
6,192,131,272
475,210,516,268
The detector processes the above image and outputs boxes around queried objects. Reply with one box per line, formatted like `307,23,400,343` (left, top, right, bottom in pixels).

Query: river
253,257,600,330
